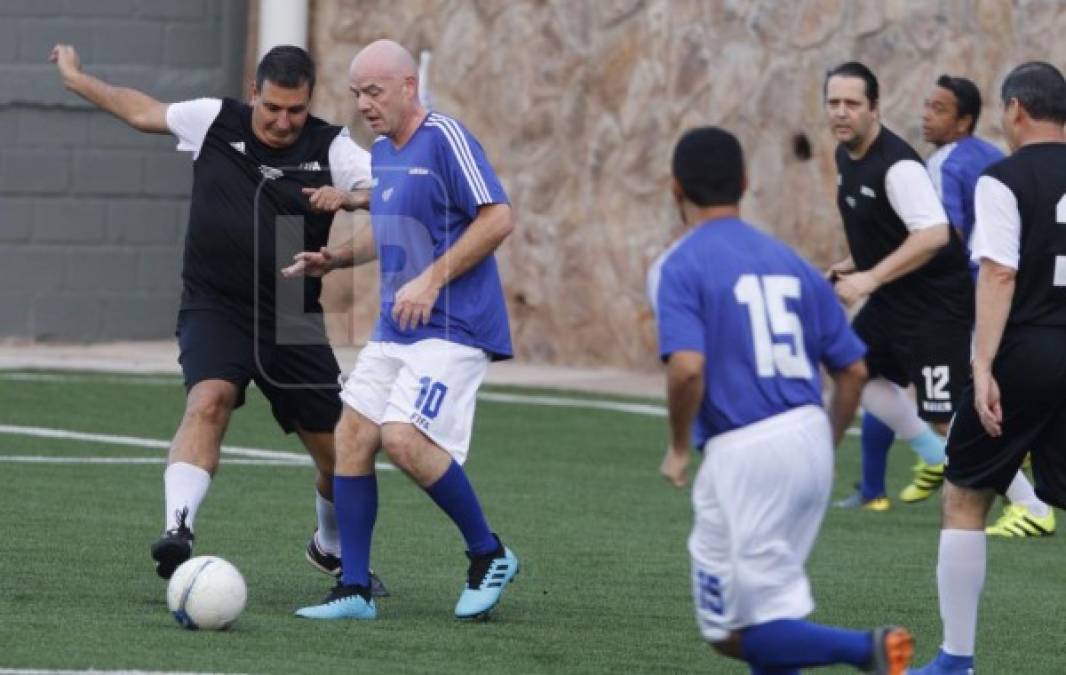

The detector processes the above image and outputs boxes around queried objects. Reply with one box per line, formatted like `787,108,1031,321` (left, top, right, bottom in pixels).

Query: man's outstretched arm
50,44,168,133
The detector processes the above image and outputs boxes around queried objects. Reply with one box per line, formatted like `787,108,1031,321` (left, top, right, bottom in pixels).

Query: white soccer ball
166,556,247,630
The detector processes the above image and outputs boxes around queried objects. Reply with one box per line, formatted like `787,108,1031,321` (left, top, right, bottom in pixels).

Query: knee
184,388,233,427
334,411,379,463
941,482,994,529
381,424,420,470
708,631,743,660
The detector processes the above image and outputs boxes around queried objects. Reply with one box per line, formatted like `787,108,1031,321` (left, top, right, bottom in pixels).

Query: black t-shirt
977,143,1066,327
835,127,974,326
181,98,343,332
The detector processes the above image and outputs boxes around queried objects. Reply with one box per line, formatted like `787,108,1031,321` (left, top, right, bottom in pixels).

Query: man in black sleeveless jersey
912,62,1066,675
824,62,974,508
50,44,386,593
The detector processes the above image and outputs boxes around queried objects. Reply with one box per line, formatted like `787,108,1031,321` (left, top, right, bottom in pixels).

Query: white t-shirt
970,175,1022,270
164,97,371,190
884,159,949,232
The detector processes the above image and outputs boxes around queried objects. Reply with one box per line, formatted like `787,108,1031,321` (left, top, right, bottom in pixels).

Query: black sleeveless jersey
982,143,1066,328
181,98,343,329
835,127,973,326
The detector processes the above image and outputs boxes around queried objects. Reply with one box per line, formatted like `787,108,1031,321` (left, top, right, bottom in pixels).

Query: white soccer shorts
688,404,833,643
340,339,489,464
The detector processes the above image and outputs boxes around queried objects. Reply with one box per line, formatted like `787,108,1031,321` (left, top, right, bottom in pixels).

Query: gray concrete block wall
0,0,247,342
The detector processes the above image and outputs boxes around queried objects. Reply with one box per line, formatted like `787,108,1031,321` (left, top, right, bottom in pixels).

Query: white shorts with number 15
689,404,832,643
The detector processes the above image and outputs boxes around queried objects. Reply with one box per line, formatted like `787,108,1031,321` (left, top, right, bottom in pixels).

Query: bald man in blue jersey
288,39,518,621
649,126,913,675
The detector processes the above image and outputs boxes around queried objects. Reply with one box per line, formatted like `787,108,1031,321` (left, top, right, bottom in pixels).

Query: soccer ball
166,556,247,630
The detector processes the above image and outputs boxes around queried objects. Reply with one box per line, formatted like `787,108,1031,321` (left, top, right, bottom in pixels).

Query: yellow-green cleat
899,460,945,503
833,489,891,511
986,503,1056,538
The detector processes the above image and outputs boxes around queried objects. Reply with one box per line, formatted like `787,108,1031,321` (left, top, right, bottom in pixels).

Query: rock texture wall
308,0,1066,369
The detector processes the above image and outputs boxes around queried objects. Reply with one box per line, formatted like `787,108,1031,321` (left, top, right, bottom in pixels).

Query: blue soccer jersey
369,112,512,359
648,217,866,447
927,136,1005,246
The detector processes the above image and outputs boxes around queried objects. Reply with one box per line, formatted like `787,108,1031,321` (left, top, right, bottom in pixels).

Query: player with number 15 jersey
649,127,911,674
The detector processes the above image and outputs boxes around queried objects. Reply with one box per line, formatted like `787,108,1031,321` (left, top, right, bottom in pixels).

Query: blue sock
860,413,894,500
425,461,498,556
750,667,800,675
932,648,974,669
740,619,873,669
334,474,377,588
910,427,946,465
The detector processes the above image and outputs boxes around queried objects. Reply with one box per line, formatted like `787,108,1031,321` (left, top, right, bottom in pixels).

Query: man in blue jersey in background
650,126,913,675
855,75,1053,537
287,39,518,620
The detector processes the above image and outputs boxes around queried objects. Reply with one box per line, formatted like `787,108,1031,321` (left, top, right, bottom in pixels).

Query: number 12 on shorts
414,376,449,419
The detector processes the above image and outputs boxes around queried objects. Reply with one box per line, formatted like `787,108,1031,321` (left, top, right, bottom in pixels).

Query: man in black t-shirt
912,62,1066,675
824,62,974,510
50,44,386,593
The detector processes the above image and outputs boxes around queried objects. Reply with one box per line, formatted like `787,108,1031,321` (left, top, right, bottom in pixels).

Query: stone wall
0,0,246,341
308,0,1066,369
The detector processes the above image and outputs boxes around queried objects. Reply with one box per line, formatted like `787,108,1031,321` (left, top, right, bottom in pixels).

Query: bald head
350,39,417,81
348,39,424,142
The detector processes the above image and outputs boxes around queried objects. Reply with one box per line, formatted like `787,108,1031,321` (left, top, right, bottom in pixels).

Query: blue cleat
454,543,519,619
295,583,377,620
909,648,974,674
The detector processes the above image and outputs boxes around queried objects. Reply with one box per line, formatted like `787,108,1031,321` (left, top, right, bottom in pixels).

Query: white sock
937,529,986,657
315,492,340,555
164,462,211,532
860,378,927,439
1005,471,1050,517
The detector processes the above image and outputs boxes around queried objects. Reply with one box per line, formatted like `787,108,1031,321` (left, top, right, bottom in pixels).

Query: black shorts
852,300,971,423
176,309,342,434
945,325,1066,508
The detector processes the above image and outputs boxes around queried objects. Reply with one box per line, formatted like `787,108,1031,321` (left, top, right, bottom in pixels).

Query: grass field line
0,670,246,675
0,456,301,466
0,424,398,470
0,371,860,435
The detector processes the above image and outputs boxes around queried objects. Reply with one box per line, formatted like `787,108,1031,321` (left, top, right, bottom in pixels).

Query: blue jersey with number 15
648,217,865,447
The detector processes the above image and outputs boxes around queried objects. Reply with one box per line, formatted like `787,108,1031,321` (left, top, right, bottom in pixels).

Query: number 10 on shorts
414,376,449,419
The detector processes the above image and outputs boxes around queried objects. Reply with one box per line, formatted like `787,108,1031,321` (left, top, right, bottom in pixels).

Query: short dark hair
936,74,982,133
256,45,316,93
672,127,744,207
1001,61,1066,124
825,61,879,108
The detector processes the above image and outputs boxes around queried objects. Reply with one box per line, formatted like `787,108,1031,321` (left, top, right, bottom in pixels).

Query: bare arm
50,44,168,133
661,350,705,488
834,225,949,306
302,187,371,214
971,259,1016,436
280,224,377,278
827,359,868,448
867,224,949,286
424,203,513,289
391,203,514,330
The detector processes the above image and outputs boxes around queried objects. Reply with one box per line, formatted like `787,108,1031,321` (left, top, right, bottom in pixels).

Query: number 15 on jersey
734,274,813,379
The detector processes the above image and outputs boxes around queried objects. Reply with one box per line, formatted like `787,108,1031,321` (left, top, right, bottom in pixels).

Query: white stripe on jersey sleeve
426,114,492,204
646,230,698,316
924,142,957,201
970,175,1021,269
885,159,949,231
165,98,222,159
328,127,372,190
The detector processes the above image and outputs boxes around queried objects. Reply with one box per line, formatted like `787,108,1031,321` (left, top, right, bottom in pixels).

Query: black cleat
305,532,390,597
305,534,342,576
151,507,194,579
